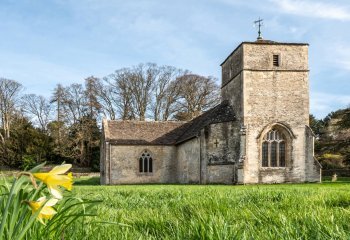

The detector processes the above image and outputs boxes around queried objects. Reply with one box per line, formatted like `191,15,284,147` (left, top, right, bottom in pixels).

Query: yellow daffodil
26,197,58,224
33,164,73,199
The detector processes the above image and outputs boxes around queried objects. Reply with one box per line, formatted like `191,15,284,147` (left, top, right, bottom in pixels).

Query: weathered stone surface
100,40,321,185
207,165,235,184
205,122,238,165
177,138,200,183
107,145,177,184
220,41,320,184
221,45,243,87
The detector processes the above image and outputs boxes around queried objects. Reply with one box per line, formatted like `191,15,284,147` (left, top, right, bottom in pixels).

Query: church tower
221,39,321,183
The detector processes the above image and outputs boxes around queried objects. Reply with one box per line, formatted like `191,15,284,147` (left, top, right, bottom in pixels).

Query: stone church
100,39,322,185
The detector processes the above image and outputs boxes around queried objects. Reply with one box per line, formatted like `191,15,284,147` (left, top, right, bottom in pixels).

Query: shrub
20,154,37,170
319,153,345,169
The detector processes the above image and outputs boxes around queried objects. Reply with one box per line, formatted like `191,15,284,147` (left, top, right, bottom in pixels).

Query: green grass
74,176,101,186
63,177,350,239
2,174,350,239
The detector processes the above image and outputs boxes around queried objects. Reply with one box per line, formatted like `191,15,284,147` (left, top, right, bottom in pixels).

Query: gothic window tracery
139,150,153,173
262,129,286,167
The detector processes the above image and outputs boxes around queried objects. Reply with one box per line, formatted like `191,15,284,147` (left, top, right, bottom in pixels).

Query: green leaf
0,178,17,240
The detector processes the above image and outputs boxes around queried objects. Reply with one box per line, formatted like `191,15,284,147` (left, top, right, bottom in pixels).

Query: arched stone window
139,150,153,173
262,129,286,167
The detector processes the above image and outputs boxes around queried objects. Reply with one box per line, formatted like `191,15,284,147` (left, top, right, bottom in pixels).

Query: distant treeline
0,63,220,169
310,109,350,169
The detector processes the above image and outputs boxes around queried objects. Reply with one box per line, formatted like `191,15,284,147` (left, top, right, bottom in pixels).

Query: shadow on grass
4,174,349,187
71,176,350,186
322,176,350,183
74,176,100,186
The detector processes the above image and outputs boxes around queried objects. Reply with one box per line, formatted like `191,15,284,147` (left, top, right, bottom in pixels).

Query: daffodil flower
33,164,73,199
26,197,58,225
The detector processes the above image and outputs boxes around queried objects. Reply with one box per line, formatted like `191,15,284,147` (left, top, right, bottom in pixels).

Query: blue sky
0,0,350,119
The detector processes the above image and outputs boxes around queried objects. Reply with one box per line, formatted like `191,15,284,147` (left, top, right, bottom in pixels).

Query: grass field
2,174,350,239
54,177,350,239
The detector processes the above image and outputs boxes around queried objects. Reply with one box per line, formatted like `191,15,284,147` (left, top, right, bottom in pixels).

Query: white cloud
332,44,350,71
311,92,350,118
271,0,350,20
0,53,86,97
340,60,350,70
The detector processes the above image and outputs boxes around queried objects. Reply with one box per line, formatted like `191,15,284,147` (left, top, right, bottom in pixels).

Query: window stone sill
260,167,287,170
208,162,236,166
137,172,154,176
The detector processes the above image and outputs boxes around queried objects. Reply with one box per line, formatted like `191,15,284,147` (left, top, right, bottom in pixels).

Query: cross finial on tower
254,17,263,40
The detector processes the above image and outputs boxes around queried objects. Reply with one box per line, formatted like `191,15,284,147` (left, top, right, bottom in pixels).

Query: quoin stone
100,38,321,185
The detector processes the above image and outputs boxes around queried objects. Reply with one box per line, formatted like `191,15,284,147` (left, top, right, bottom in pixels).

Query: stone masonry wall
241,43,311,183
221,73,243,122
203,122,239,184
221,45,243,87
243,44,308,70
305,126,322,182
177,138,200,183
243,71,309,126
101,42,319,185
108,145,177,184
205,122,239,165
206,165,235,184
100,141,106,184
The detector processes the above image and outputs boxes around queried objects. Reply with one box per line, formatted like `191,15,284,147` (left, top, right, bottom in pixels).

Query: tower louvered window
262,130,286,167
139,150,153,173
273,55,280,67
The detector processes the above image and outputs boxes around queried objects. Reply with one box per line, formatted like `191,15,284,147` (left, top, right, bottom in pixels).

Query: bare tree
129,63,158,120
104,63,162,121
174,74,220,120
104,68,135,120
63,83,86,124
22,94,52,131
85,76,101,119
50,84,66,146
95,79,118,120
0,78,23,141
151,66,185,121
100,64,197,121
51,84,65,123
161,79,183,120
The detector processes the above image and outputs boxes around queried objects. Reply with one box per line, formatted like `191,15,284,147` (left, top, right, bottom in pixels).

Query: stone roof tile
103,101,235,145
104,120,186,145
175,100,235,144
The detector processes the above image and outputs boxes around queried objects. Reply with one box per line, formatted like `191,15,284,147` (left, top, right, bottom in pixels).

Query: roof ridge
174,101,231,144
107,119,187,124
103,101,235,145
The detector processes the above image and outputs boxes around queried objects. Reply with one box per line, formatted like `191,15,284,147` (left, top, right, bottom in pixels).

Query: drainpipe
238,125,247,184
106,142,111,185
198,133,202,184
